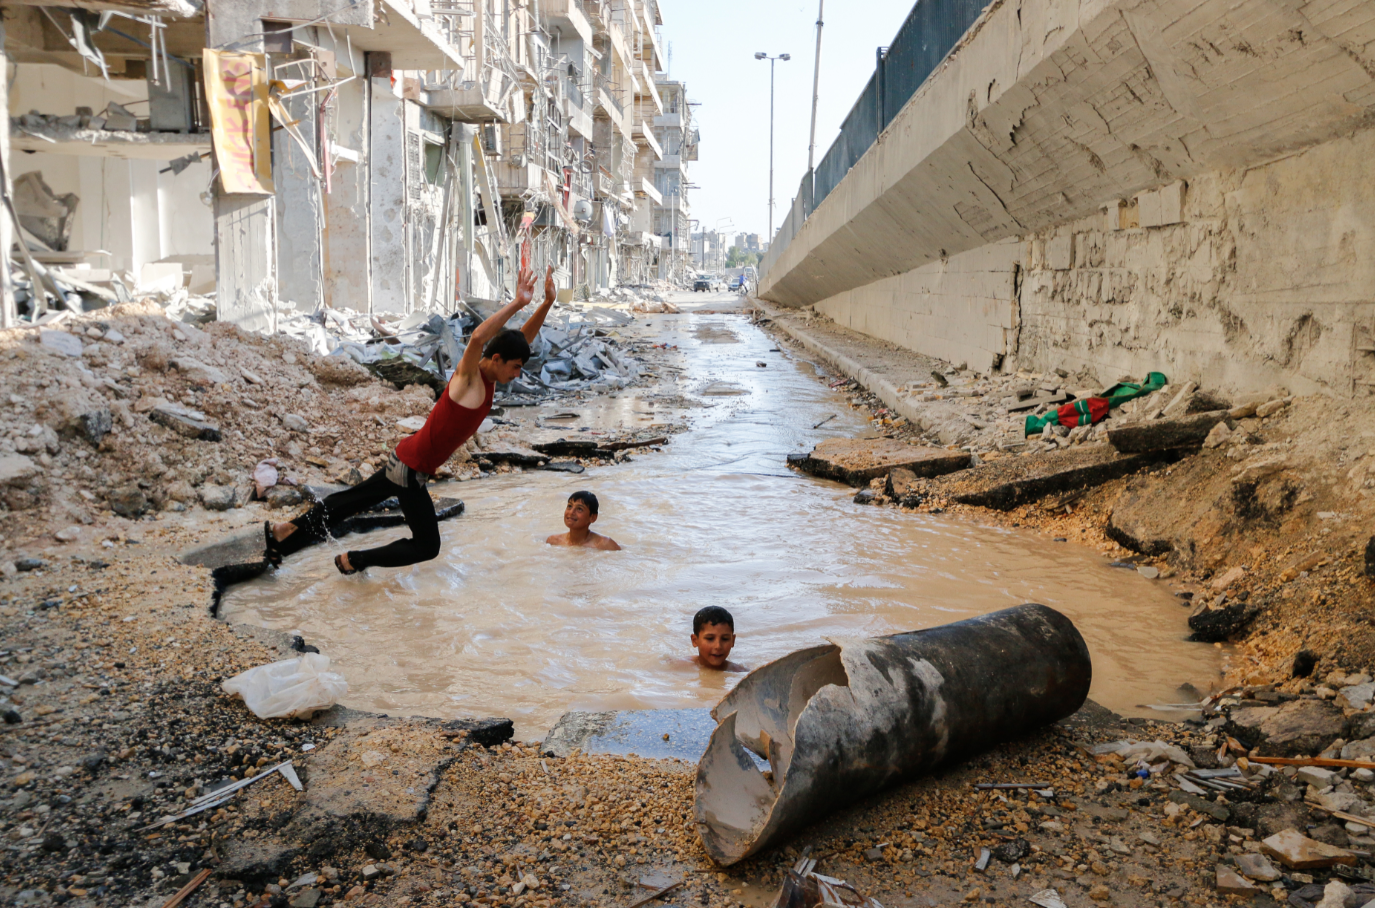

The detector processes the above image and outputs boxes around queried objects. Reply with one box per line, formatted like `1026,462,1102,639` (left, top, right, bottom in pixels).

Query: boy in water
265,265,558,574
691,606,747,672
545,491,621,551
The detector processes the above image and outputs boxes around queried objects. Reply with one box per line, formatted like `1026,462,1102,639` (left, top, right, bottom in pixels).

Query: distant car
730,276,746,290
693,278,711,292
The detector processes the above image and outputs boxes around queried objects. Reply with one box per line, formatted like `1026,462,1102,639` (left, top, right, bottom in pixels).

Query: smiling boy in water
545,491,621,551
691,606,748,672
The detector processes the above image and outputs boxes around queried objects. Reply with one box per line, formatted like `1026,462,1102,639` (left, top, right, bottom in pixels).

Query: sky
657,0,917,241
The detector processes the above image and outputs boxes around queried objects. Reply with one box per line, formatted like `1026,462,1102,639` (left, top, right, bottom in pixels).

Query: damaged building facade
0,0,686,332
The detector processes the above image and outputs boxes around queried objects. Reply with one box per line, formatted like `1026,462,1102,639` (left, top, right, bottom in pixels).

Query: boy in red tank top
264,265,557,574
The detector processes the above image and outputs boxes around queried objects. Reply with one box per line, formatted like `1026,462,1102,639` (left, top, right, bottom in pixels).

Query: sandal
334,554,360,575
263,521,283,566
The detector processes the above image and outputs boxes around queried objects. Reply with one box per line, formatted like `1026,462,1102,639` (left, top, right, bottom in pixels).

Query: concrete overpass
760,0,1375,397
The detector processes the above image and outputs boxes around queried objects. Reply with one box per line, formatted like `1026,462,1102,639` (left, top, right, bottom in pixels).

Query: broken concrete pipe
693,603,1092,866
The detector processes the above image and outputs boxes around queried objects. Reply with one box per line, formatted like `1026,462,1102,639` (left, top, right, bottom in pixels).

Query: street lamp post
755,51,790,240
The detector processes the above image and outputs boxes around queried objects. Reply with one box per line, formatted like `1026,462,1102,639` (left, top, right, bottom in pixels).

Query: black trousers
276,455,441,570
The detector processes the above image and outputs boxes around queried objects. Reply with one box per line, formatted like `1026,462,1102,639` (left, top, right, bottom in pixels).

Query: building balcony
633,120,662,159
496,160,548,198
652,154,683,170
653,110,681,129
636,61,662,112
543,0,593,44
564,96,594,139
332,0,466,70
422,70,512,122
635,177,662,205
595,85,625,133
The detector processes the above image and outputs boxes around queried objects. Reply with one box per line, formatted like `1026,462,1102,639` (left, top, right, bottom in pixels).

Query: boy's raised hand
514,265,536,308
544,265,556,305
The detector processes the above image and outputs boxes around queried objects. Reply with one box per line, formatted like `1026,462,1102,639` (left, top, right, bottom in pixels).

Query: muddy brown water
222,300,1224,738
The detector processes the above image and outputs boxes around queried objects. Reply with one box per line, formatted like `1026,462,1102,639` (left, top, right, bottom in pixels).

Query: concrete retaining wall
767,0,1375,397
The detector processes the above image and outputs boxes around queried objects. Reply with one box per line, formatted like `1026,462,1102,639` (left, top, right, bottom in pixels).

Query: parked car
730,276,746,290
693,277,712,292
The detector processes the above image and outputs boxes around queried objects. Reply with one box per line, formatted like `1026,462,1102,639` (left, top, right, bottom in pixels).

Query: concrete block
1137,189,1163,228
1047,233,1074,270
1158,181,1184,225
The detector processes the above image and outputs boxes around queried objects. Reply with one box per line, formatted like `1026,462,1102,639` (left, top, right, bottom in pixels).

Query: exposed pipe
694,603,1092,866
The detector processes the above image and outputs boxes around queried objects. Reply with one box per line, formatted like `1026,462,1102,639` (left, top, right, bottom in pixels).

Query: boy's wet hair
693,606,734,635
568,490,599,515
483,328,532,363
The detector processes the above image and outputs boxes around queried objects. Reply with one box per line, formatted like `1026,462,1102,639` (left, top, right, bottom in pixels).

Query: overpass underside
760,0,1375,397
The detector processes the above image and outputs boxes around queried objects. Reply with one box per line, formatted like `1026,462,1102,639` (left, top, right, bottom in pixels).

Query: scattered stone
1251,699,1347,756
74,407,112,445
281,413,310,432
2,709,19,725
1188,597,1257,642
199,484,239,511
1202,421,1234,449
1296,766,1336,789
1256,398,1290,418
885,467,925,507
853,488,877,504
39,329,84,358
14,557,44,571
288,888,322,908
287,872,318,891
1338,682,1375,710
361,865,382,881
1216,864,1260,895
170,357,230,386
1260,829,1358,869
265,485,304,509
1107,411,1234,453
107,485,151,518
1313,880,1352,908
149,405,222,442
1211,566,1247,590
992,838,1030,863
1137,565,1160,579
0,453,40,487
788,438,970,487
864,846,884,861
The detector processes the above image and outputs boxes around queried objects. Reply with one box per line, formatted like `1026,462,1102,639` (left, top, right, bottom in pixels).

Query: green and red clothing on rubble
1024,372,1167,436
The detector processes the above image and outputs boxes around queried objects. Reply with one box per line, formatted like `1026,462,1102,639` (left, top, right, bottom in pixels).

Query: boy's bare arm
449,266,537,402
521,267,557,344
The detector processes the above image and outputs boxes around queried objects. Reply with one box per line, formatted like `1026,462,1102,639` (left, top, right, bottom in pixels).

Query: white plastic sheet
222,653,348,719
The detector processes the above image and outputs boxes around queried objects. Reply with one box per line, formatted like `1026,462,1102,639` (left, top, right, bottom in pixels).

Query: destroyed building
0,0,687,332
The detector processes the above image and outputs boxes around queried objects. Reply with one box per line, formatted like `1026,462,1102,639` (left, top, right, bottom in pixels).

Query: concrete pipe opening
693,603,1092,865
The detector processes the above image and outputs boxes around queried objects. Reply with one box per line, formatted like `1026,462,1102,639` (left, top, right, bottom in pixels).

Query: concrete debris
12,171,79,252
1215,864,1261,895
787,438,971,487
1106,411,1236,454
1260,829,1358,869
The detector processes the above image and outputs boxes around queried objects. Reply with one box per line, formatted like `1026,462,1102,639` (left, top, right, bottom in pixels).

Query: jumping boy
264,265,557,574
545,491,621,551
691,606,747,672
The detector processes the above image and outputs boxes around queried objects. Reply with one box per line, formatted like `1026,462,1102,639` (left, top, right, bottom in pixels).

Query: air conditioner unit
480,123,502,156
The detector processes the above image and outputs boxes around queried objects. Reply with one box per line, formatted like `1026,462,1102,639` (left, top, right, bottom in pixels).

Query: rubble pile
0,302,452,550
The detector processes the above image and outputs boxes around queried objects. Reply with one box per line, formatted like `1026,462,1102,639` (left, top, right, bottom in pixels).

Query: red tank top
394,374,495,475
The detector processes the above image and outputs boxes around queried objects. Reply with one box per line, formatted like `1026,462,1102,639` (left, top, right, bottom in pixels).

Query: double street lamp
755,51,790,240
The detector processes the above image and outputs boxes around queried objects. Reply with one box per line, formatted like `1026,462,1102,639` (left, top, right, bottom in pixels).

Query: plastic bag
1090,739,1195,768
222,653,348,719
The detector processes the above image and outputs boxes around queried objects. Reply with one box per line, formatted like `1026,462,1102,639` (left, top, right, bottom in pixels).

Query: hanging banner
203,49,274,195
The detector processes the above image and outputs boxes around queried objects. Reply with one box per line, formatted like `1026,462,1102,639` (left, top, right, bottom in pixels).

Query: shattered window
424,141,444,185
